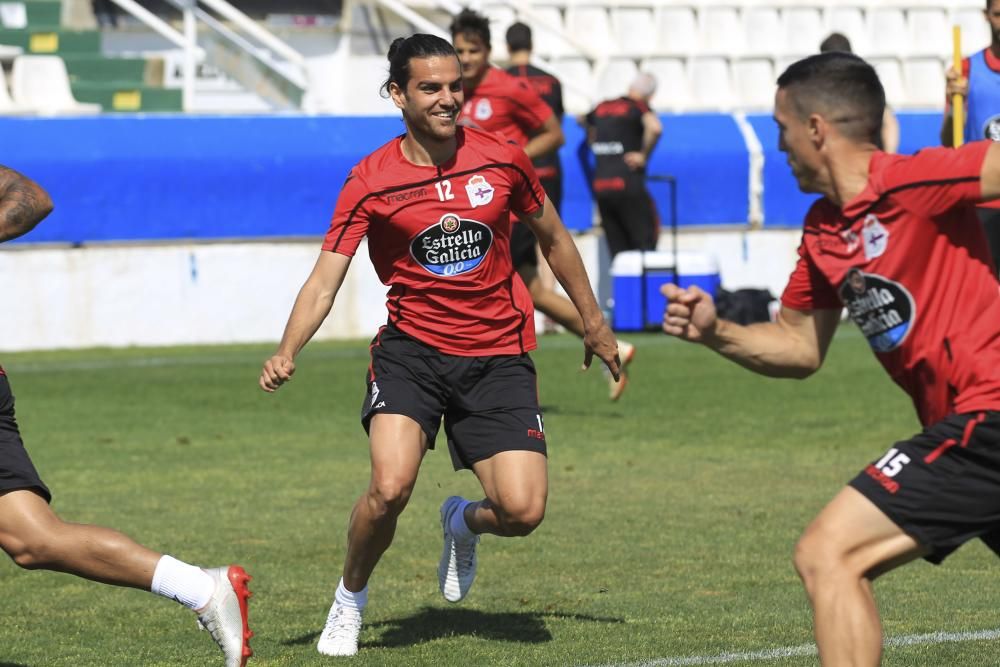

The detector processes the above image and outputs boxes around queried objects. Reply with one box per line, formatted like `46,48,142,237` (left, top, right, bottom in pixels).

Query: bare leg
465,450,547,537
0,488,160,588
794,486,926,667
342,414,427,591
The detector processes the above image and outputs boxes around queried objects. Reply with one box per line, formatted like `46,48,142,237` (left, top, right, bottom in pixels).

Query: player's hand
582,319,621,381
945,66,968,98
260,354,296,392
661,283,718,343
623,151,647,170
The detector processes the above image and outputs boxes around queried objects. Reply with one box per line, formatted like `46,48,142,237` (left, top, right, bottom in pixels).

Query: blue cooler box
610,250,721,331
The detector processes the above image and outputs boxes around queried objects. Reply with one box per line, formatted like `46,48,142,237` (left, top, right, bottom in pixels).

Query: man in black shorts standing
0,165,252,666
663,52,1000,665
259,34,620,657
582,71,663,259
452,8,636,400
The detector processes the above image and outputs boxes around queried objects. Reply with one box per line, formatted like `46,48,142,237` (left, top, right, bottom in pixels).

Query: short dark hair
777,52,885,145
506,22,532,52
381,34,457,97
450,8,491,47
819,32,852,53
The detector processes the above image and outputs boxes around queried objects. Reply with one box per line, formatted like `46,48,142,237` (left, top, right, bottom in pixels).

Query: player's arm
624,111,663,170
259,250,352,392
523,114,564,161
661,283,840,378
520,197,621,378
0,164,53,243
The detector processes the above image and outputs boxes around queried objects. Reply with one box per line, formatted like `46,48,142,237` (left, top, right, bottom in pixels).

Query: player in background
452,8,636,400
0,165,252,667
941,0,1000,276
581,71,663,259
259,34,620,657
663,52,1000,665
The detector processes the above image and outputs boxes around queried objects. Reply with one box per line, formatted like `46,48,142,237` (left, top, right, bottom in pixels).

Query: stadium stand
10,54,101,114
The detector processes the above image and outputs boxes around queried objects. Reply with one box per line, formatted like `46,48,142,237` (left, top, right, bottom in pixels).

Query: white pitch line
584,628,1000,666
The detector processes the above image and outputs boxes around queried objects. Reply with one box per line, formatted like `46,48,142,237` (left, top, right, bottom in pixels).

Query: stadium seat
484,4,515,62
732,57,775,111
869,57,906,108
954,8,992,56
689,56,734,110
780,7,826,58
698,6,744,56
0,62,31,114
655,6,698,57
612,7,657,59
0,2,26,29
903,57,946,108
642,56,692,113
10,55,101,114
827,6,869,56
528,6,569,59
595,57,638,100
550,55,594,115
742,7,781,58
866,8,909,58
565,7,614,59
907,8,950,58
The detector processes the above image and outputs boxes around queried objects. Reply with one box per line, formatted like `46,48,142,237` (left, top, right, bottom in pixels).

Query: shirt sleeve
321,167,372,255
885,142,991,219
507,143,547,218
510,79,553,135
780,233,843,312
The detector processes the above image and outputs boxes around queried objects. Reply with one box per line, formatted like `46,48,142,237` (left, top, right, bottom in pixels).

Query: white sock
449,499,476,541
150,555,215,611
335,577,368,610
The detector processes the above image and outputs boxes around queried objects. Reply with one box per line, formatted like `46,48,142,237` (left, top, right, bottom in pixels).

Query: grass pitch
1,328,999,666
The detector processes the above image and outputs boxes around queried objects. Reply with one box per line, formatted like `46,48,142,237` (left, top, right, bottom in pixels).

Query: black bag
714,288,776,325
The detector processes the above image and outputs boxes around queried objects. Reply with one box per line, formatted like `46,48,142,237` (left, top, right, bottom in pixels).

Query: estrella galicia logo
840,268,915,353
410,213,493,277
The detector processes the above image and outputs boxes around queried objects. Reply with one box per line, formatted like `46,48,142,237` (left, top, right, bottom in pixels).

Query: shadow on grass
283,606,624,648
0,663,32,667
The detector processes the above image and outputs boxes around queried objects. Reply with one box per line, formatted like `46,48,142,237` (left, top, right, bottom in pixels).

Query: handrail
107,0,200,53
198,0,306,67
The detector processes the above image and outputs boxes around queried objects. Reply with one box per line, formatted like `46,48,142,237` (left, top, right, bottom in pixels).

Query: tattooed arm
0,165,54,243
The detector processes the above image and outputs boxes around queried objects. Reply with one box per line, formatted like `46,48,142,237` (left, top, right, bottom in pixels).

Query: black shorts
0,373,51,502
360,325,546,470
510,222,538,270
597,190,659,258
849,411,1000,564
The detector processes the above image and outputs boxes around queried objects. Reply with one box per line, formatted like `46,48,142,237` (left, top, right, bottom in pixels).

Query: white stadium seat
827,6,869,56
613,7,657,59
10,55,102,115
527,6,568,59
780,7,826,57
742,7,781,58
595,57,639,100
698,6,744,56
655,6,698,57
550,56,594,115
907,8,951,58
565,7,614,59
903,57,946,108
0,62,32,114
732,57,776,111
483,4,516,62
954,8,992,57
866,8,909,58
869,57,906,108
689,56,735,111
642,56,693,113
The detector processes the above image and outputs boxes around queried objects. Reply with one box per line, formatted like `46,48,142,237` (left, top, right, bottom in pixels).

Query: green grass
2,328,999,666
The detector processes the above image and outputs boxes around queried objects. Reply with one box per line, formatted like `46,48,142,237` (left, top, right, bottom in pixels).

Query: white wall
1,229,802,352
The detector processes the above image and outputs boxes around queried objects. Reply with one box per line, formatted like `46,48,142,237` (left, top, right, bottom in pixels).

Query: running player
258,34,620,657
662,52,1000,665
0,164,252,667
451,8,636,400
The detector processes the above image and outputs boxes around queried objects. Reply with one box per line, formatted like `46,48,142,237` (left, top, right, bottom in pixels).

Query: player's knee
494,498,546,537
793,530,847,591
366,476,414,518
2,533,57,570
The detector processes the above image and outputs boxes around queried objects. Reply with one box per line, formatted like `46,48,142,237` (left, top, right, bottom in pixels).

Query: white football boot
197,565,253,667
438,496,479,603
608,339,636,401
317,601,363,656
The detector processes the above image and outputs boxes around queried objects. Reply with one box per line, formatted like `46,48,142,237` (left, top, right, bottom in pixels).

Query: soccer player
662,52,1000,666
258,33,620,657
581,72,663,259
451,8,636,400
0,164,252,666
